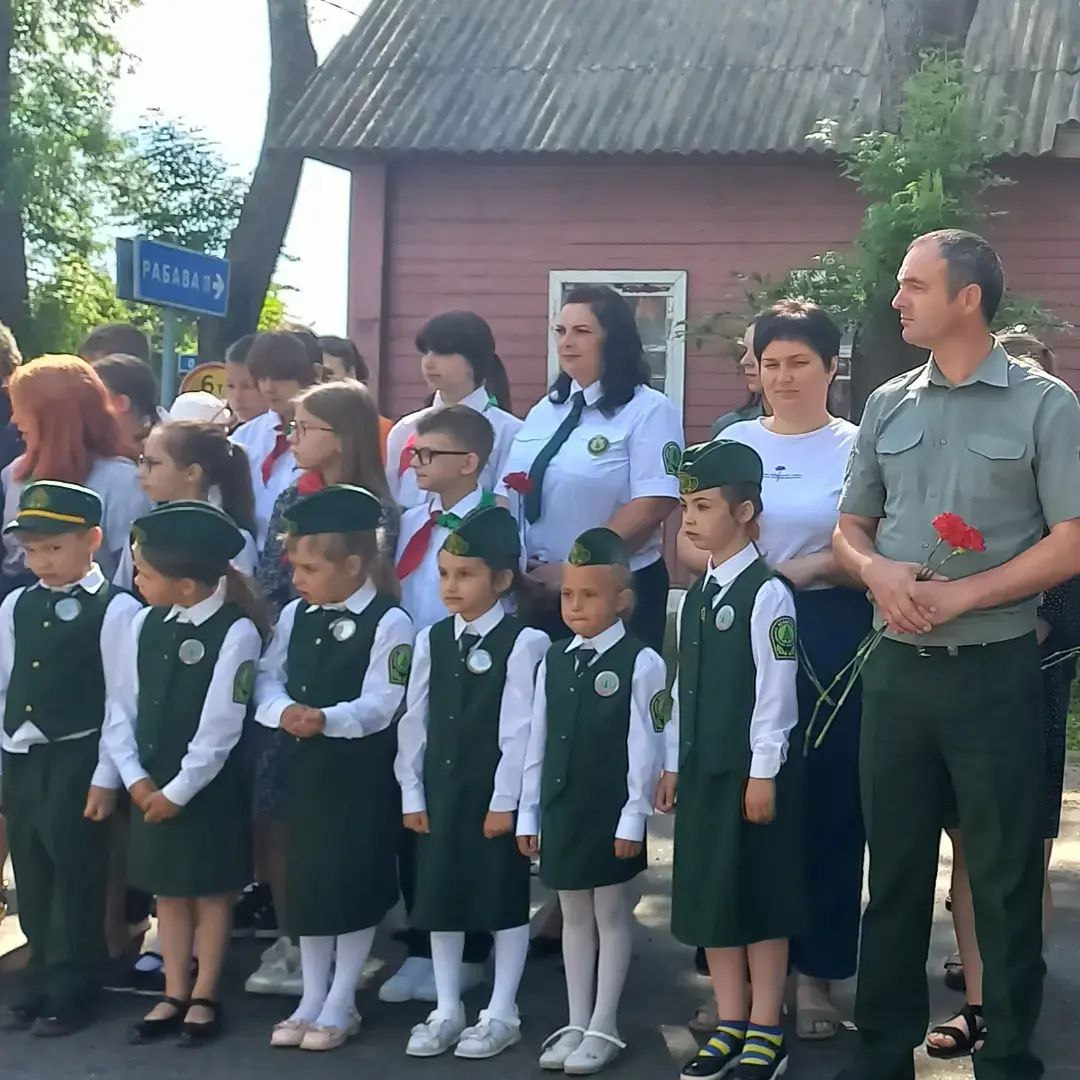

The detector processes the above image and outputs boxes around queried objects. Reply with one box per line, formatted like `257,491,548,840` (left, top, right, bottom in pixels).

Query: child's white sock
291,935,334,1023
587,882,635,1036
430,930,465,1019
559,889,598,1030
485,924,529,1023
315,926,376,1030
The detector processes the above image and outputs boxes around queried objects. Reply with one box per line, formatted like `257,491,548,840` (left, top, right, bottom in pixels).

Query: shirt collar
430,485,485,518
454,602,505,640
434,385,491,413
569,379,603,407
39,564,106,595
165,577,226,626
305,579,377,616
913,340,1010,390
566,618,626,656
706,543,759,589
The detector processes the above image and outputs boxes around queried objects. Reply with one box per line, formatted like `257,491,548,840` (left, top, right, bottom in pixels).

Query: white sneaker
455,1009,522,1059
378,956,434,1003
246,939,303,996
405,1005,467,1057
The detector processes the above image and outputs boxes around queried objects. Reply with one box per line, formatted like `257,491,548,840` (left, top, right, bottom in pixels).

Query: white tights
559,882,636,1037
430,924,530,1023
292,926,376,1029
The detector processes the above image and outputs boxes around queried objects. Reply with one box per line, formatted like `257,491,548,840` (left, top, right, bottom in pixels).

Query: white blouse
497,381,682,573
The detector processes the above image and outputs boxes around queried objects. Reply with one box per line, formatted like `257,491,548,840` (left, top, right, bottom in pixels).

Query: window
548,270,688,415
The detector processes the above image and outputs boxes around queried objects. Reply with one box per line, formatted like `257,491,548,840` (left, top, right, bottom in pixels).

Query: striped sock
739,1025,784,1069
697,1020,747,1059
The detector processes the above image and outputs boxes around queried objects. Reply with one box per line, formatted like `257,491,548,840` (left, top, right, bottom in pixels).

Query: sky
112,0,372,334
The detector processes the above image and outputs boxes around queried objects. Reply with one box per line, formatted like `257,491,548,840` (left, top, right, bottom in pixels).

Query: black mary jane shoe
177,998,222,1047
129,996,189,1044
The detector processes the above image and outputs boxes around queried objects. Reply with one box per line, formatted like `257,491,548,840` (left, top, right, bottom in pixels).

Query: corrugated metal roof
965,0,1080,155
277,0,888,157
278,0,1080,159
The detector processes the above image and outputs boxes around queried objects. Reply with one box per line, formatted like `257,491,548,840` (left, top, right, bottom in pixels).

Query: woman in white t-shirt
678,301,871,1041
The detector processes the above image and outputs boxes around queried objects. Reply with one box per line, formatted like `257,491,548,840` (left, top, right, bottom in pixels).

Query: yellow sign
179,362,227,398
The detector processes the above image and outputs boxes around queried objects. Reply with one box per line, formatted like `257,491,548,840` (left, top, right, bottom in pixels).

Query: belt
912,642,989,658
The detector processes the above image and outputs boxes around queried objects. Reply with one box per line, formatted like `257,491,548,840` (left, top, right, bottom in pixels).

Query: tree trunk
0,0,28,342
851,303,928,418
199,0,316,358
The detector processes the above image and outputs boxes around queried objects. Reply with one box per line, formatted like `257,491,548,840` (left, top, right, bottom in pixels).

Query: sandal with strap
539,1025,586,1070
178,998,222,1047
129,996,188,1044
926,1003,985,1060
563,1030,628,1076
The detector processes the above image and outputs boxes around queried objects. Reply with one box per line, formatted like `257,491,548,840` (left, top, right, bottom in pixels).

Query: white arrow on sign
213,273,225,300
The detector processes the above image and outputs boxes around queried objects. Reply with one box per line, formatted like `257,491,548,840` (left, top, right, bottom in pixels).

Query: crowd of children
0,319,806,1080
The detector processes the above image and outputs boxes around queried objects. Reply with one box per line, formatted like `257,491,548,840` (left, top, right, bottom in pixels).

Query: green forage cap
567,527,629,568
441,504,520,569
281,484,382,537
131,500,243,561
678,440,763,494
4,480,102,535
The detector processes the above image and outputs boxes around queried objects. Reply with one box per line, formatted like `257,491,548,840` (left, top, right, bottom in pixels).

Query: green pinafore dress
410,616,533,931
127,605,252,897
537,634,648,891
670,559,805,948
282,597,401,936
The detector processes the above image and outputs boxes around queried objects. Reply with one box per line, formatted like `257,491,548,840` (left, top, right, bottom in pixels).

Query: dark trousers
847,635,1045,1080
529,556,670,653
791,588,870,980
398,827,492,963
3,739,110,1013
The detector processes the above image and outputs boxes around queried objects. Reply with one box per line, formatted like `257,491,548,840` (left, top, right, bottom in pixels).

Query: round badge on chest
54,597,81,622
466,648,493,675
178,638,206,665
714,605,736,632
587,434,610,456
331,617,356,642
593,670,620,697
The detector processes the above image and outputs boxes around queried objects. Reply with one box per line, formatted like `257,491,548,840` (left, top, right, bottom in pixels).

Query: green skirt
671,760,805,948
283,727,399,936
128,755,250,898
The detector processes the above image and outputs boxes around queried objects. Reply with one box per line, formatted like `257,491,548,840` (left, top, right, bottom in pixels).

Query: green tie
524,391,585,524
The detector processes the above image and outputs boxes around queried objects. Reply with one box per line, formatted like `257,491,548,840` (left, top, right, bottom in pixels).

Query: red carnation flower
933,512,985,552
502,471,534,495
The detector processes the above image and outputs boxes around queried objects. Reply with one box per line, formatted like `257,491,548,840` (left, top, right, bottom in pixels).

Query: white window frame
547,270,688,417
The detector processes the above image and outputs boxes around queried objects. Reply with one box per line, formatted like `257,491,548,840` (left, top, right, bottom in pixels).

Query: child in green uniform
104,501,265,1046
254,484,413,1053
657,442,802,1080
395,504,549,1059
0,481,142,1036
518,527,667,1075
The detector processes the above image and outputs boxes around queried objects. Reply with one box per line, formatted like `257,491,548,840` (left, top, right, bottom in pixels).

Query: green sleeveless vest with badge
282,596,402,936
411,615,532,932
127,604,252,898
670,559,805,948
538,634,648,891
4,584,119,739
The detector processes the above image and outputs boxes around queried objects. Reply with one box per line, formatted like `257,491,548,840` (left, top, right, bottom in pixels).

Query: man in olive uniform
833,230,1080,1080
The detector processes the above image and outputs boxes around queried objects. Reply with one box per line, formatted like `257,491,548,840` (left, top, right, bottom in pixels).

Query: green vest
5,583,120,739
541,634,645,815
135,604,243,786
424,615,523,790
677,558,775,774
284,595,396,708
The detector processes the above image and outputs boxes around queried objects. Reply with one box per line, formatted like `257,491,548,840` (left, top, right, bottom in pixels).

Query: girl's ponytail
223,565,271,641
484,351,513,414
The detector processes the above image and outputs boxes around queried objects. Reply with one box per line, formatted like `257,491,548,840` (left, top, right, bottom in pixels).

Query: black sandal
178,998,222,1047
926,1003,985,1059
129,996,188,1044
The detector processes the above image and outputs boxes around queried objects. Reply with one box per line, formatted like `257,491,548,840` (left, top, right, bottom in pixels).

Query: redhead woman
1,356,151,592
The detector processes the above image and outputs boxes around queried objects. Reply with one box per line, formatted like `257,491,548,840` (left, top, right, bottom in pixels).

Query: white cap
158,391,232,427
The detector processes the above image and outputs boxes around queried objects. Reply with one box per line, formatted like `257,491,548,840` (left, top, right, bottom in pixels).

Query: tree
199,0,316,357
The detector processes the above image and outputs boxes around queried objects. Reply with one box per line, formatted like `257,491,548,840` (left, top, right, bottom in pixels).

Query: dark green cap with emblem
4,480,102,535
282,484,382,537
567,527,630,568
441,504,520,570
677,440,764,495
132,500,244,561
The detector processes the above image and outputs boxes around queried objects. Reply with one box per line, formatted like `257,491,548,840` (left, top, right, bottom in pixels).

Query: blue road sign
177,353,199,375
131,237,230,318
